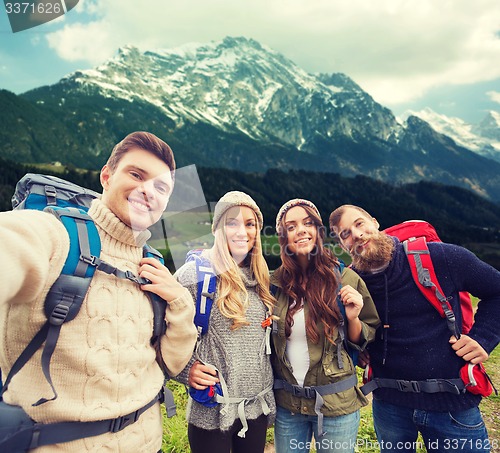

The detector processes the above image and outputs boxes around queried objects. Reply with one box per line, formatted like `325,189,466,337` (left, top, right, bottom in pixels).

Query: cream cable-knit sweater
0,199,197,452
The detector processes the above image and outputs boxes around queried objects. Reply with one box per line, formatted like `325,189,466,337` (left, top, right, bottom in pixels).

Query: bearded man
329,205,500,453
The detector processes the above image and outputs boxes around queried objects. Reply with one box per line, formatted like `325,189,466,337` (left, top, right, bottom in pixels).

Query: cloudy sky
1,0,499,123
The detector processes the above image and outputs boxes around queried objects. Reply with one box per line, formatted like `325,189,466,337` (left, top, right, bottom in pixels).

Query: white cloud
46,21,115,64
487,91,500,104
44,0,500,105
74,0,100,15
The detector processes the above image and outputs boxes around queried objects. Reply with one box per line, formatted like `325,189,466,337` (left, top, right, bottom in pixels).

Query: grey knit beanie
275,198,321,230
212,191,263,233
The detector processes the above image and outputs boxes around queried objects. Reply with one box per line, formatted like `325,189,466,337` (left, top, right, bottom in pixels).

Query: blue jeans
274,405,360,453
372,399,491,452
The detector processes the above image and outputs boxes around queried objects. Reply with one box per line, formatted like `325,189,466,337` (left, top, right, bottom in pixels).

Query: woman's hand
357,350,371,368
339,285,363,321
339,285,364,344
188,360,220,389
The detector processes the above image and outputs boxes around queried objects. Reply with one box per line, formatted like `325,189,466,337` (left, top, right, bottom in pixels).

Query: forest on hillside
2,157,500,268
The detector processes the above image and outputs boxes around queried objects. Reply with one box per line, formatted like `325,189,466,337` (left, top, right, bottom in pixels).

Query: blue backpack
0,174,174,452
183,249,222,407
183,251,274,438
182,250,275,423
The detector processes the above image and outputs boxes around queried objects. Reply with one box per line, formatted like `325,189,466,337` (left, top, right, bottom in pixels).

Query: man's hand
449,335,488,364
357,350,371,369
188,361,219,390
139,257,187,302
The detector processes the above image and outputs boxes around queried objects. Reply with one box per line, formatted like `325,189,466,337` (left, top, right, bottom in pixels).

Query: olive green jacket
271,267,380,417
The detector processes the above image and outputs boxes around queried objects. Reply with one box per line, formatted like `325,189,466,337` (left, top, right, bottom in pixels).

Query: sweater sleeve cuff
468,331,498,355
347,322,371,352
172,355,197,385
167,287,195,312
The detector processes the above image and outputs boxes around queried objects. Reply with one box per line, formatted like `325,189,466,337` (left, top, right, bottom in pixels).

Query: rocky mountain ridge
2,36,500,200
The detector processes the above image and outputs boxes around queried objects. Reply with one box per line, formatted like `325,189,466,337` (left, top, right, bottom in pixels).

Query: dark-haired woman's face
284,206,317,257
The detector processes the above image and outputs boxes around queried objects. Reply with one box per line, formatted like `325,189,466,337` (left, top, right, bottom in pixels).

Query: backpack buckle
396,380,421,393
109,409,139,433
420,269,432,287
80,254,98,266
49,303,70,326
124,271,150,285
291,385,315,398
44,185,57,205
302,386,316,398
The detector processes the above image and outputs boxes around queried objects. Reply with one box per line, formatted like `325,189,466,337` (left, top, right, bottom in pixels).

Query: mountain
475,110,500,142
402,108,500,163
3,36,500,200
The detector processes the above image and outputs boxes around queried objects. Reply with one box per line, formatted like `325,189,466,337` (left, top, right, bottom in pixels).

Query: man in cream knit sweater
0,132,197,452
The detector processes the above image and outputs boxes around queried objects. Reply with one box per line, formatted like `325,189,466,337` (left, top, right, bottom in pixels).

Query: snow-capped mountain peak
401,108,500,162
60,36,397,148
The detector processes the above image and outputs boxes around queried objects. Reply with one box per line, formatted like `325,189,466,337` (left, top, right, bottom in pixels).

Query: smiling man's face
100,147,173,232
336,206,394,272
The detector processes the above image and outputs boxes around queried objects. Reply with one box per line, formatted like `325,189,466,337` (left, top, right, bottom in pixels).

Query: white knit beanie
212,191,264,233
275,198,321,230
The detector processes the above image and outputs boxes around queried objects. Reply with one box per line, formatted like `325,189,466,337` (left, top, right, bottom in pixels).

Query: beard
350,232,395,273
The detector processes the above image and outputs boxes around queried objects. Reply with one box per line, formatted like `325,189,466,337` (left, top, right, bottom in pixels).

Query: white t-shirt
286,303,310,387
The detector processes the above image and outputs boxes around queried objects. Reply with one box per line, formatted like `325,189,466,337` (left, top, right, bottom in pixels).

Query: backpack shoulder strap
1,206,101,404
143,244,167,341
195,257,217,337
403,237,460,338
186,252,217,337
336,260,346,320
142,245,176,417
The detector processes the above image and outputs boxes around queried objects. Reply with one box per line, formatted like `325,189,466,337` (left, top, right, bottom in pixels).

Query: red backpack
377,220,494,397
384,220,473,335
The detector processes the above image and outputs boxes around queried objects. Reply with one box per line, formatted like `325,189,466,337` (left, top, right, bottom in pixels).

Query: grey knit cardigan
174,261,276,432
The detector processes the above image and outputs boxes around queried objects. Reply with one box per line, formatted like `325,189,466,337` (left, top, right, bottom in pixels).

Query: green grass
162,381,190,452
480,346,500,452
471,296,500,452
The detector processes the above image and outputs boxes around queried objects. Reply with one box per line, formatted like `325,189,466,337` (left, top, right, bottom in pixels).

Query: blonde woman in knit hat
271,199,380,453
173,191,276,453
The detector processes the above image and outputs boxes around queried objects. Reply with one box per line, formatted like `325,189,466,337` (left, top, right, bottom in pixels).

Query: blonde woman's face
224,206,257,264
